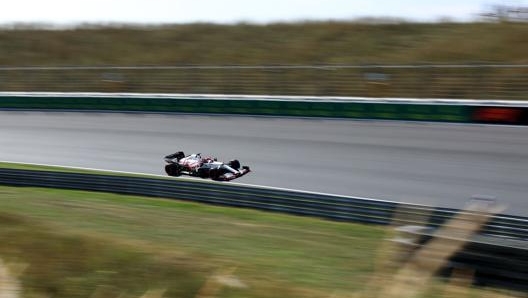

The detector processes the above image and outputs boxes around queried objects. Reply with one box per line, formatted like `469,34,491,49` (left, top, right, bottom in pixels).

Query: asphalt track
1,111,527,216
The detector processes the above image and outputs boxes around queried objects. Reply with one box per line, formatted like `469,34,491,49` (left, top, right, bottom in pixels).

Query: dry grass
1,22,526,66
0,22,527,97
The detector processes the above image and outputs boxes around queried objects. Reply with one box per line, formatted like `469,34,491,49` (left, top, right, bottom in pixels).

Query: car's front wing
216,167,251,181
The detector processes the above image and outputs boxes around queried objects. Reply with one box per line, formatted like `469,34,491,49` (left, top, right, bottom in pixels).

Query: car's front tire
209,168,221,180
197,167,209,178
228,159,241,170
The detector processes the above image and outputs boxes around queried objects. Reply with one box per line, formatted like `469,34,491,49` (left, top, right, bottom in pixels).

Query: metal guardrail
1,64,527,99
0,168,527,239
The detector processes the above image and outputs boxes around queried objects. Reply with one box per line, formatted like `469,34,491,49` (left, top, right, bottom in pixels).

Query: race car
164,151,250,181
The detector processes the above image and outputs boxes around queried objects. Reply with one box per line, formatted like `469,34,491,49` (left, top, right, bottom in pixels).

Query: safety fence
2,92,528,125
1,65,528,100
0,168,527,291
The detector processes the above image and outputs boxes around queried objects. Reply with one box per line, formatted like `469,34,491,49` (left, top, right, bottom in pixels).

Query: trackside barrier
1,168,527,291
2,92,528,124
0,92,472,122
0,168,526,238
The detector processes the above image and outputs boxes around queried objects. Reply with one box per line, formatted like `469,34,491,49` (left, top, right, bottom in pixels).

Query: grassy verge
0,161,177,180
0,162,523,297
0,185,385,298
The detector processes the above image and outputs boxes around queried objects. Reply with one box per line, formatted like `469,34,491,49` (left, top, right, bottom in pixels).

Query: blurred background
0,1,527,99
2,1,528,298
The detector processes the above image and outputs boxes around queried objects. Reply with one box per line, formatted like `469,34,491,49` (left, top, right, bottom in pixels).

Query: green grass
0,162,116,174
0,162,522,297
0,161,176,180
0,185,386,297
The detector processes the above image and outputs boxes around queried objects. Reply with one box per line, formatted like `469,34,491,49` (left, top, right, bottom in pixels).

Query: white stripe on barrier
0,160,406,205
1,91,527,107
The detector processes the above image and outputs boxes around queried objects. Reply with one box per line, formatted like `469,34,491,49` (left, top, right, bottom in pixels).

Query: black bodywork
164,151,250,181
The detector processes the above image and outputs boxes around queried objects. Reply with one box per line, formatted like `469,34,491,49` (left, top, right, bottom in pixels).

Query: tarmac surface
1,111,527,215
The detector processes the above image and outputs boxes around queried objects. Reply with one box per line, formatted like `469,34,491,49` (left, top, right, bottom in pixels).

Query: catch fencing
1,64,528,99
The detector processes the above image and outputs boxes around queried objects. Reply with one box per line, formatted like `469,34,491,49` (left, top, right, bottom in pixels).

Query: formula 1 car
164,151,251,181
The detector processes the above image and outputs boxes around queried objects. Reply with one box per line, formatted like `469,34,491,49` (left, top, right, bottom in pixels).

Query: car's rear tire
228,159,240,170
165,164,181,176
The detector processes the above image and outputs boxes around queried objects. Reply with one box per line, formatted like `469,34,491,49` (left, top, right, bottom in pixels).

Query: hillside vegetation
0,22,527,97
1,22,527,65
